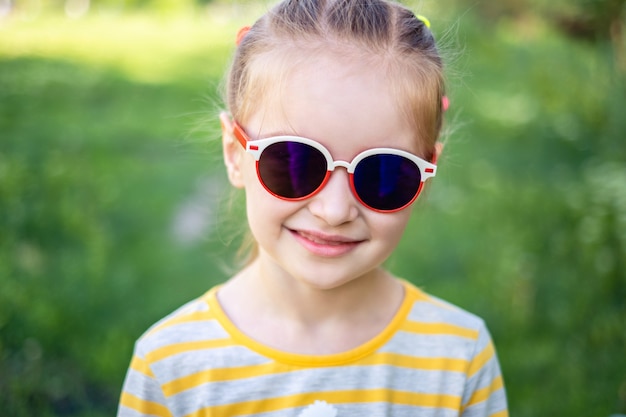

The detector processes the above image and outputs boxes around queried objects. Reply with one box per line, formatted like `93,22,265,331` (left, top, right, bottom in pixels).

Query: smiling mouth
297,231,355,245
289,229,364,257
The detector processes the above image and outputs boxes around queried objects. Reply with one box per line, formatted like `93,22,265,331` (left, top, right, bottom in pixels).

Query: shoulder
400,286,509,414
132,287,228,358
391,281,494,360
403,281,486,332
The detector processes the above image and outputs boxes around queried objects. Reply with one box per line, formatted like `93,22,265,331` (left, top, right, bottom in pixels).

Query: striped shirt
118,281,508,417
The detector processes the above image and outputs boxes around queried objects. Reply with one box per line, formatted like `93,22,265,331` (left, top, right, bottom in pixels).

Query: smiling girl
117,0,508,416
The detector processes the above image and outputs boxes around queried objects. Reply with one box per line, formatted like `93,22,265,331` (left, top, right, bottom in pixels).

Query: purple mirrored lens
258,141,327,198
353,154,421,211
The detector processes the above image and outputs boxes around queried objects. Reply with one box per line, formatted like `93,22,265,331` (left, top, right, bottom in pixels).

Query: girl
118,0,508,416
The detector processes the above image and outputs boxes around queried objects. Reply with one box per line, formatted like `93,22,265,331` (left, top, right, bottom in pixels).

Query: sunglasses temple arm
219,112,248,150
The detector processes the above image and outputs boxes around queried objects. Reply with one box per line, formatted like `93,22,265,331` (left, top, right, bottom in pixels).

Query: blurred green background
1,0,625,416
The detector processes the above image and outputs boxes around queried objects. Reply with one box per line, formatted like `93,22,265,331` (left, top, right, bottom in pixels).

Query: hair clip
442,95,450,112
416,15,431,29
236,26,251,46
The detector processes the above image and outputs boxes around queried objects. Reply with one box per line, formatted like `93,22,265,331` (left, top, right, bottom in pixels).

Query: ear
220,112,245,188
433,142,444,164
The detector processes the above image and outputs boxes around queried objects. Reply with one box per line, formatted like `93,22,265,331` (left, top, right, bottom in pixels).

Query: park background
1,0,625,415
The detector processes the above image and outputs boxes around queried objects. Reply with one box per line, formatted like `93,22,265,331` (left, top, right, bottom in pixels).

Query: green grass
1,6,625,417
0,12,241,415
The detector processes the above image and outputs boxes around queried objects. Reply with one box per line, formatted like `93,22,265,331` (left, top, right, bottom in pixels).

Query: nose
307,168,359,226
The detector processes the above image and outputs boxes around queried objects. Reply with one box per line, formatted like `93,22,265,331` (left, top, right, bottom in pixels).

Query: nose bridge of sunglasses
329,160,352,172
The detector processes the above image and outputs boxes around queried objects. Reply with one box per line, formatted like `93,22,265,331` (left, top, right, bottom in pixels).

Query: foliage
0,14,238,416
0,4,625,417
393,11,626,416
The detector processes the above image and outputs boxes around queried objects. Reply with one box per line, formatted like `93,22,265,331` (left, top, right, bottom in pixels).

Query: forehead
245,51,421,154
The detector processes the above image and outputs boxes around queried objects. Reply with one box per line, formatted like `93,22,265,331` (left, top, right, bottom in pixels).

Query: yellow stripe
421,294,459,311
207,284,417,368
162,362,288,396
120,392,173,417
490,409,509,417
146,310,215,337
163,352,470,396
146,338,235,363
403,282,431,302
467,342,495,377
402,321,479,340
130,355,155,377
185,389,461,417
365,352,469,371
465,375,504,407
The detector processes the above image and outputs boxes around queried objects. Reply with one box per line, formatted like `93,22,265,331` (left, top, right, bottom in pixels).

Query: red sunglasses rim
254,157,425,213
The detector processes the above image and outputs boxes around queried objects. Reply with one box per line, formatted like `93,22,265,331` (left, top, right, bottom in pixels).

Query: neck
217,257,405,354
259,253,398,319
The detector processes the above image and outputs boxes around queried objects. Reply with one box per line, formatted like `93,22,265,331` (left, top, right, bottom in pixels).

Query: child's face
224,52,424,290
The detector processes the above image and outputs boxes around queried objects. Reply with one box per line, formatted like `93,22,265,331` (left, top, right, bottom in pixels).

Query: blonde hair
223,0,445,264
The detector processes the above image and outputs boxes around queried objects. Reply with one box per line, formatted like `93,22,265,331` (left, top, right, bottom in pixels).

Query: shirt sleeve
460,324,509,417
117,350,173,417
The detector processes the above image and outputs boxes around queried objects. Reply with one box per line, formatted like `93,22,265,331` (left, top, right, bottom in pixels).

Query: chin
294,269,371,292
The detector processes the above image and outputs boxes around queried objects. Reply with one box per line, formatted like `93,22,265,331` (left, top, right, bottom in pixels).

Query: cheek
241,158,271,206
373,211,412,247
244,190,276,247
240,157,258,186
240,161,269,237
242,165,294,242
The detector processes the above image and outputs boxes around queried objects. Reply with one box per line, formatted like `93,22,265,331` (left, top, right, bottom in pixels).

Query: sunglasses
225,116,437,213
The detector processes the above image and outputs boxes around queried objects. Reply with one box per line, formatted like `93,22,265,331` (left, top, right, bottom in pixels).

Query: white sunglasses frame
222,113,437,212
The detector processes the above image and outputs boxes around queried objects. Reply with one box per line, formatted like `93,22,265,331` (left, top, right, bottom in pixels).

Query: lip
289,229,364,257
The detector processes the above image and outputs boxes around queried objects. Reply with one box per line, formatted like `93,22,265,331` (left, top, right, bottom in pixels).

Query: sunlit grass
0,5,262,83
0,0,465,84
